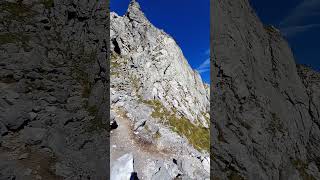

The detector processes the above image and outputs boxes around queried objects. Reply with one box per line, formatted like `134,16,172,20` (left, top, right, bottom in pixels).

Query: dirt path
110,108,171,179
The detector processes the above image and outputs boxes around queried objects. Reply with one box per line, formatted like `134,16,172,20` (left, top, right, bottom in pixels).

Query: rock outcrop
110,0,210,179
211,0,320,179
111,153,135,180
0,0,108,179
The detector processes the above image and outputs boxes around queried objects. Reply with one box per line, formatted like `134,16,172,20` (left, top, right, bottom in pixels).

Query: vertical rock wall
211,0,320,179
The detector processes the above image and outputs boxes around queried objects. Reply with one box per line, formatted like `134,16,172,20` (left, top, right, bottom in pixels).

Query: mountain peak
129,0,140,9
126,0,148,23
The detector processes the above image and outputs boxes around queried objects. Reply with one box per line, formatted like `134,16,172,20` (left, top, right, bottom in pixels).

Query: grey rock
136,129,153,144
111,153,134,180
166,159,182,179
0,121,8,136
66,96,83,112
15,79,29,93
211,0,320,179
145,120,159,134
28,112,38,121
46,96,57,104
88,80,104,107
45,106,57,113
180,155,209,179
151,167,171,180
151,161,171,180
111,111,116,121
21,127,46,145
54,162,73,178
1,106,30,130
0,0,109,178
201,156,210,173
3,43,19,54
32,106,42,113
4,90,20,100
23,168,33,176
111,93,121,104
53,89,69,103
18,153,29,160
134,119,146,131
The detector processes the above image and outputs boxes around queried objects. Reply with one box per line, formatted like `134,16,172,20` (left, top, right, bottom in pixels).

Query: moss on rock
292,159,316,180
0,33,29,45
143,99,209,151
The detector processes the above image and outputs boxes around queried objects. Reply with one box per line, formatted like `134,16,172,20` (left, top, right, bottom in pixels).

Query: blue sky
250,0,320,71
110,0,210,83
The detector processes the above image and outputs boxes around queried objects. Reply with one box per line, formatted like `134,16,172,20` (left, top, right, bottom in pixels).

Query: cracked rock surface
110,1,210,179
211,0,320,179
0,0,108,179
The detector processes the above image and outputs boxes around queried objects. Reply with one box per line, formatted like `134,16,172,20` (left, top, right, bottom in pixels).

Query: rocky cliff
211,0,320,179
0,0,109,179
110,1,210,179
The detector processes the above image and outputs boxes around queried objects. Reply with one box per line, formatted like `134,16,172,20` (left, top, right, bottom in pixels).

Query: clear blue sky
250,0,320,72
110,0,210,83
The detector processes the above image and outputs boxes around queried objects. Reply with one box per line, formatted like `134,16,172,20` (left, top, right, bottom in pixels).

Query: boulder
111,153,134,180
21,127,46,145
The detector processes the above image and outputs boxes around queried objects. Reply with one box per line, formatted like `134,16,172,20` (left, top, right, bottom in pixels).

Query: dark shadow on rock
130,172,139,180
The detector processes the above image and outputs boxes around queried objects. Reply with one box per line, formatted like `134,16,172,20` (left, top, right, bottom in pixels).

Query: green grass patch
268,113,285,135
69,49,107,133
70,49,98,98
154,131,161,139
292,159,316,180
201,111,210,125
111,71,119,77
85,105,106,132
70,66,91,98
0,33,29,45
143,99,209,151
110,52,123,77
111,61,120,68
212,176,221,180
41,0,54,9
0,1,35,20
110,52,125,66
228,172,244,180
81,78,91,98
129,75,143,100
110,61,120,77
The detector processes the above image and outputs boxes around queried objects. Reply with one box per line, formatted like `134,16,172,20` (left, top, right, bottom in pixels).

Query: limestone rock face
0,0,108,179
211,0,320,179
110,1,209,127
110,1,210,179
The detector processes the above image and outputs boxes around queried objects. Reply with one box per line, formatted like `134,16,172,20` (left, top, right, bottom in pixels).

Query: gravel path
110,109,171,179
